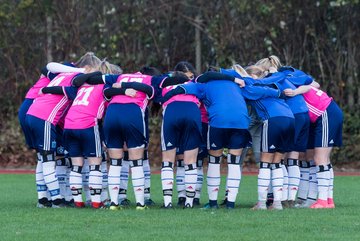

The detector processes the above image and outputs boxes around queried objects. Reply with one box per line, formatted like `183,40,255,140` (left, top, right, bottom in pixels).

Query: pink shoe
327,198,335,208
74,201,85,208
91,202,104,209
310,199,329,209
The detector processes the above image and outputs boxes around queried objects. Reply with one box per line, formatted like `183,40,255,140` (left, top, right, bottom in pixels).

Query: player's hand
235,78,245,87
283,88,295,97
125,88,137,97
112,82,122,88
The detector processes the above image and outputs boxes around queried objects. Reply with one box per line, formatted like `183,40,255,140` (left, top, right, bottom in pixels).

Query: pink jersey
160,80,200,107
109,73,153,111
199,103,209,123
303,86,332,123
27,72,80,125
25,75,51,99
64,84,106,129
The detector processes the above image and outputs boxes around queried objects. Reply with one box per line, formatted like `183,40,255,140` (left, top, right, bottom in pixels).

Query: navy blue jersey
220,69,294,120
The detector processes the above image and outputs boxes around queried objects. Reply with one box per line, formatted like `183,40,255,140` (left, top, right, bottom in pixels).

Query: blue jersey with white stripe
279,66,313,87
220,68,294,120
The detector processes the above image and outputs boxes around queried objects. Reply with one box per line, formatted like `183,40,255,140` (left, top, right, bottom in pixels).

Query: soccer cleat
201,202,219,210
102,199,111,208
91,202,103,209
226,201,235,209
177,197,186,207
52,198,66,208
37,198,52,208
119,198,131,206
135,203,148,210
84,200,92,207
144,198,156,206
183,203,192,209
220,198,228,206
281,200,289,208
302,199,316,208
251,201,267,210
109,202,121,211
294,199,307,208
287,200,295,208
161,203,173,209
65,199,75,208
74,201,85,208
327,198,335,208
193,198,201,206
269,201,283,210
310,199,329,209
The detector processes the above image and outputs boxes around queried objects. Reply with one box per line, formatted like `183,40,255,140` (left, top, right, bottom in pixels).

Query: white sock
176,159,186,199
271,163,284,202
42,152,62,200
69,165,83,203
82,159,91,202
287,159,300,201
108,159,122,205
119,160,129,201
307,160,318,201
195,159,204,199
55,158,68,200
130,160,145,206
207,155,221,202
258,162,271,202
161,162,174,206
226,154,241,203
64,158,73,202
328,164,334,200
281,161,288,201
101,159,109,202
297,160,310,200
143,158,151,200
36,152,47,200
184,163,197,207
89,165,103,204
316,165,330,201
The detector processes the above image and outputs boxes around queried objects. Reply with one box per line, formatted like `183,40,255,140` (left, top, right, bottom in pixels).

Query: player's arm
116,82,154,99
161,82,204,103
103,87,127,100
46,62,85,74
71,72,103,87
40,86,78,100
242,85,282,100
195,72,246,87
160,72,190,87
283,85,312,97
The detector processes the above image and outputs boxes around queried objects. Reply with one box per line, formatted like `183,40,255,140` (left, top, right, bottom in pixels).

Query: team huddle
18,52,343,210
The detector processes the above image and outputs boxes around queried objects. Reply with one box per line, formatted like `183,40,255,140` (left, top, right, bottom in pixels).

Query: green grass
0,174,359,241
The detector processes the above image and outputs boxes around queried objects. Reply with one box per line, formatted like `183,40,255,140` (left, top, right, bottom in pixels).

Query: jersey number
73,87,94,106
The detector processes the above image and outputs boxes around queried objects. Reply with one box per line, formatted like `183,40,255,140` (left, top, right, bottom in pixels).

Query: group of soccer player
18,52,343,210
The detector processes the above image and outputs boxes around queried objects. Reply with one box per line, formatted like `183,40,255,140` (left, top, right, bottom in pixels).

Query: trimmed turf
0,174,359,241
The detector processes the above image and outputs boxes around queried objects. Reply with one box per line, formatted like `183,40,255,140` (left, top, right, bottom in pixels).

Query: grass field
0,174,359,241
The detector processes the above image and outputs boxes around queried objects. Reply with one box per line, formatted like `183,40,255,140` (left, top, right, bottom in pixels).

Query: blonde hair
255,55,282,70
74,52,102,70
245,65,268,79
232,64,250,77
99,60,123,74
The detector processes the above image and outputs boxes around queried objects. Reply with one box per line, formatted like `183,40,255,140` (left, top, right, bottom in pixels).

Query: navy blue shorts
161,101,202,151
64,126,102,157
197,122,209,159
207,126,250,150
308,101,343,148
25,114,57,152
290,112,310,152
104,103,146,149
18,98,35,149
261,116,295,153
